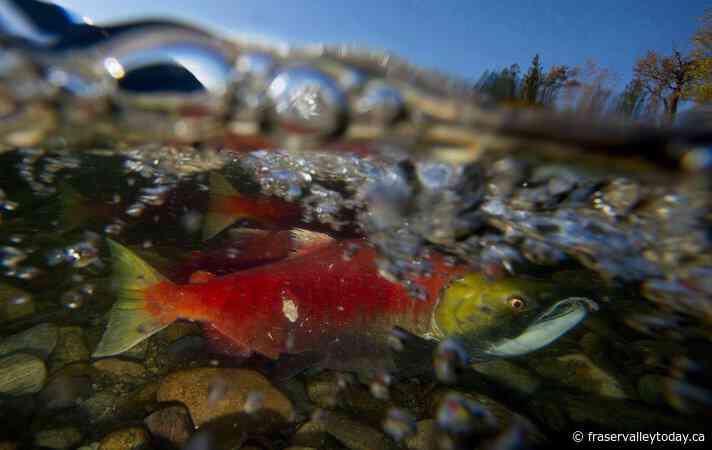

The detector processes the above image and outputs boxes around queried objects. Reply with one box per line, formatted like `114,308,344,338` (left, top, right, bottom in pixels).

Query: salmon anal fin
202,323,253,358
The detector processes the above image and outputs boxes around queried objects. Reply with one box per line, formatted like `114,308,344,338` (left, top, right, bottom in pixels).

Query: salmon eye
509,296,526,311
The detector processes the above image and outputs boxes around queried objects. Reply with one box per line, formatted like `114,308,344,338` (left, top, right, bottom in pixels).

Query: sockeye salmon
93,234,597,372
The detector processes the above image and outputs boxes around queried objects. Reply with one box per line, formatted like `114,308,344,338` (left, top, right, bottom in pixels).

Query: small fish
202,173,302,240
93,236,597,371
57,182,117,230
172,227,333,282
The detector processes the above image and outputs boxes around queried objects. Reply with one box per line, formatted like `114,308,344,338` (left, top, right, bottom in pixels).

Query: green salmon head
432,272,597,359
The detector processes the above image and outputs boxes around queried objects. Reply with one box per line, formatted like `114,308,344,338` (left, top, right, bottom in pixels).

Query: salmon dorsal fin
203,173,241,240
189,270,217,284
288,228,334,257
93,240,175,358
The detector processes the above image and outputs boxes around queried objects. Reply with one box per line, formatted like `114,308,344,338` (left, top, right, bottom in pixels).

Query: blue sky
61,0,708,88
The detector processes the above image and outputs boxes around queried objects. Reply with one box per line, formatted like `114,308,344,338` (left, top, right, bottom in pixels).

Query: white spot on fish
282,296,299,322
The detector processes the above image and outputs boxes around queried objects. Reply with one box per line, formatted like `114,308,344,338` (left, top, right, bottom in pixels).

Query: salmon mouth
483,297,598,358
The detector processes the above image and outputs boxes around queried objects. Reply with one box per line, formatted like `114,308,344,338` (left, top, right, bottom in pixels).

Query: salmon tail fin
93,239,174,358
58,182,88,230
203,172,242,241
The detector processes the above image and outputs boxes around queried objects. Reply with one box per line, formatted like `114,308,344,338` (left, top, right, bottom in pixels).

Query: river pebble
0,323,58,358
404,419,436,450
0,353,47,395
144,405,194,449
320,410,398,450
529,353,628,399
49,326,90,371
0,284,34,321
156,368,294,429
38,369,93,410
291,419,342,449
93,358,147,378
471,360,541,395
429,389,546,444
98,426,150,450
33,427,83,449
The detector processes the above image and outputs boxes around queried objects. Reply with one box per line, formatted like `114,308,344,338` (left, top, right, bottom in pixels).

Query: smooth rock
0,353,47,395
404,419,435,450
79,391,121,423
429,389,547,444
321,411,397,450
144,405,193,449
38,372,93,410
276,377,313,421
77,444,100,450
472,360,541,395
0,284,34,321
34,427,83,449
50,326,90,371
99,426,150,450
306,370,388,427
557,392,698,431
529,353,627,399
156,368,294,429
0,323,58,359
291,419,342,449
93,358,147,378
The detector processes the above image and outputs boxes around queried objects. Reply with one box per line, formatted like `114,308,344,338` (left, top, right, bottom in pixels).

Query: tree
633,50,695,123
539,64,577,107
521,54,543,105
688,10,712,103
560,60,615,116
615,78,647,119
474,64,521,103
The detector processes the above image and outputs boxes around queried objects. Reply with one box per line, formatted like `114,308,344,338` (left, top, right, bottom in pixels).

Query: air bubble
434,338,469,384
266,66,346,137
369,371,392,400
61,290,84,310
244,390,265,415
1,246,27,267
356,81,405,126
382,408,417,442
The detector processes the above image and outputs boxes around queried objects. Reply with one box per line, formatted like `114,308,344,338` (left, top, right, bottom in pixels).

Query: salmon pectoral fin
92,239,176,358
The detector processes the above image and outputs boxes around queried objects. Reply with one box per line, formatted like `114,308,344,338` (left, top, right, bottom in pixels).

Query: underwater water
1,1,711,450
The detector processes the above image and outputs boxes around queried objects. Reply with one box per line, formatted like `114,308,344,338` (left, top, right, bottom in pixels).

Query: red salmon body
149,240,463,359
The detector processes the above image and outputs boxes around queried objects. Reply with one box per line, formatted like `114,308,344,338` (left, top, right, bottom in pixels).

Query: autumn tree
688,9,712,103
633,50,695,123
559,60,615,116
614,78,647,119
539,64,578,107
